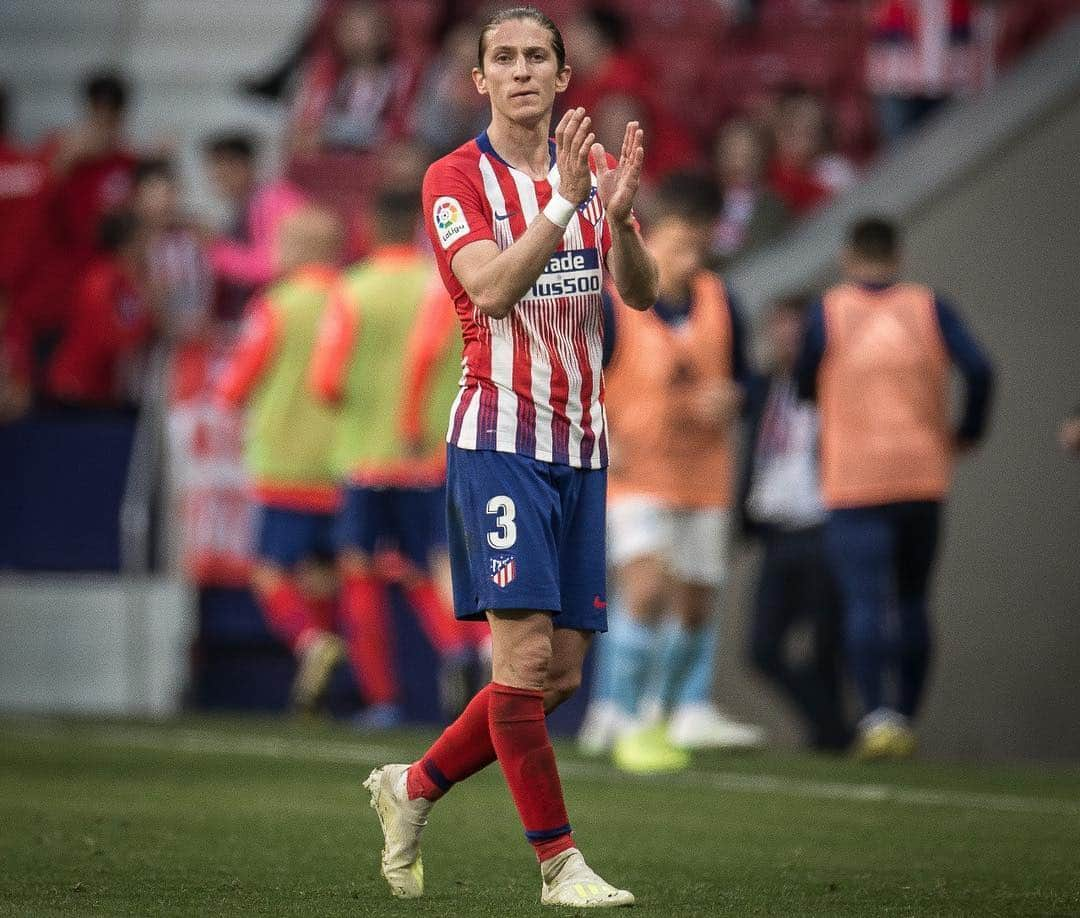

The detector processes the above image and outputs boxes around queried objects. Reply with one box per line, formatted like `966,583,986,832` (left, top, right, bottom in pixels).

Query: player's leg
336,485,400,726
249,505,344,710
893,501,942,724
288,516,348,711
250,505,321,651
748,531,824,741
579,496,669,755
365,447,560,900
392,485,484,716
804,529,852,751
825,505,902,758
655,509,764,750
533,463,633,907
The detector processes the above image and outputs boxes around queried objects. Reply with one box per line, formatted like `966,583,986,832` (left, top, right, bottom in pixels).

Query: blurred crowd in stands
0,0,1073,423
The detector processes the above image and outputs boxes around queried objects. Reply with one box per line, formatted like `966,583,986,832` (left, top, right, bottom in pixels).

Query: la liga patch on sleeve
433,196,470,250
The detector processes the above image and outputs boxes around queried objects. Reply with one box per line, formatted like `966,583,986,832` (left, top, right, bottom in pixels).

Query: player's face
473,19,570,126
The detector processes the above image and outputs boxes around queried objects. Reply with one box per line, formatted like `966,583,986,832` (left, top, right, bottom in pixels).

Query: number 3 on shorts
486,495,517,549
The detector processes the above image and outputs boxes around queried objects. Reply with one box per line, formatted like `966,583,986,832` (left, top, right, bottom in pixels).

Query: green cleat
612,724,690,775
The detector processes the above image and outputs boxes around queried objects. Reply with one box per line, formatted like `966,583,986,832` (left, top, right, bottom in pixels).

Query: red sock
489,683,574,862
310,594,336,633
405,579,469,654
406,683,497,802
257,578,319,653
341,572,397,705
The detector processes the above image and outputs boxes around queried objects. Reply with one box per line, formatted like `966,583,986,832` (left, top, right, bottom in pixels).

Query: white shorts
607,496,732,587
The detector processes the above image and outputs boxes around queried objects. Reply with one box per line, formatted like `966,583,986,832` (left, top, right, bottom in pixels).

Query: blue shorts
254,505,337,568
446,445,608,632
335,484,447,569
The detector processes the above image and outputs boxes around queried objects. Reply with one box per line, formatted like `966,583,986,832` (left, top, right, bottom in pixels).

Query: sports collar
477,130,557,174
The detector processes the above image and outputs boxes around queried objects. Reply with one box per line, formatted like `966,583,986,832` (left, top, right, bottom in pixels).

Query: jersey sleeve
309,284,359,404
399,276,458,442
216,297,280,407
422,158,494,266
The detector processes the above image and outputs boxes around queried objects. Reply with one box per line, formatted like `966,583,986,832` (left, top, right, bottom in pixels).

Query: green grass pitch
1,716,1078,916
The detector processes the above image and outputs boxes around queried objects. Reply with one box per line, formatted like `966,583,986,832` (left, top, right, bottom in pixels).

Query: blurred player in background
740,297,849,752
309,187,486,729
217,206,347,711
363,6,658,909
797,217,994,759
579,173,763,774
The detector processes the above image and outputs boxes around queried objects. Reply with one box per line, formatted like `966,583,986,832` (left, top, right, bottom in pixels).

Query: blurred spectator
410,20,489,154
132,158,213,342
12,70,138,375
562,4,697,180
866,0,995,144
216,205,348,713
768,89,857,217
46,212,153,408
796,217,995,759
740,297,848,752
0,84,47,416
287,0,418,157
1060,405,1080,458
708,118,789,270
46,70,138,272
202,131,307,322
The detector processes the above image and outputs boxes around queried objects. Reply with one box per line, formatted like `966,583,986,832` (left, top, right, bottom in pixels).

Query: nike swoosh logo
495,212,511,221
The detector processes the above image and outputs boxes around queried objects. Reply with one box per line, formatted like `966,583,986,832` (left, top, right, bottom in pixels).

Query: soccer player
580,173,763,774
216,205,347,711
309,187,486,728
363,6,658,908
796,217,994,759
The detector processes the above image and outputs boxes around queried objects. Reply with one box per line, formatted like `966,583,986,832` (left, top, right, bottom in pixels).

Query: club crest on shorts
490,555,516,588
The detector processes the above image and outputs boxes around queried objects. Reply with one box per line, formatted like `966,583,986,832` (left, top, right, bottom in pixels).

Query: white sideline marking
6,724,1080,818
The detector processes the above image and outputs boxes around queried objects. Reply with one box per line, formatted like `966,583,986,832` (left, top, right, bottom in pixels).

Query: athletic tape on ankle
542,191,576,229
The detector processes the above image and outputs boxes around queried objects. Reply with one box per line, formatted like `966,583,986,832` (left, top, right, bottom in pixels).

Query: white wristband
542,191,576,229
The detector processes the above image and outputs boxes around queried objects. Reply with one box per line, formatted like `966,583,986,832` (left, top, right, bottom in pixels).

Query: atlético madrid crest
578,186,603,228
491,556,516,588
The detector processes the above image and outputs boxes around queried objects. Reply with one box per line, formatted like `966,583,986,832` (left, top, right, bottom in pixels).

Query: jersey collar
477,130,557,175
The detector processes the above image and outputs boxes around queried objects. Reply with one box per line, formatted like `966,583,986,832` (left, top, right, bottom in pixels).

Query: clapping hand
591,121,645,225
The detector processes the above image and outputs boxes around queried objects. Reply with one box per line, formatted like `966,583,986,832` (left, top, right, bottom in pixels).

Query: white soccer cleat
668,703,766,751
363,764,432,898
576,700,629,756
540,848,636,908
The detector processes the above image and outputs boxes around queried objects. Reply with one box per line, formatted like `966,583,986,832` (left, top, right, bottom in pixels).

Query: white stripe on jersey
506,167,557,461
477,156,519,452
457,375,481,447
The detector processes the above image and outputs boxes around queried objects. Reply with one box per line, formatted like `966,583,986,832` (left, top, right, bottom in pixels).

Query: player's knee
250,563,286,595
675,586,715,630
338,549,373,578
496,639,551,690
627,589,666,624
544,668,582,710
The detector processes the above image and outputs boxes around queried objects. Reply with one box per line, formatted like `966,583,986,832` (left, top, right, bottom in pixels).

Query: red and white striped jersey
422,131,615,469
